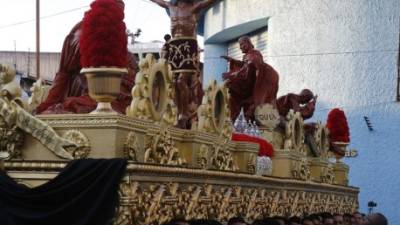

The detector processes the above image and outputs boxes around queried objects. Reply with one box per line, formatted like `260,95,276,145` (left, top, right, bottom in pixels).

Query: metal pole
36,0,40,79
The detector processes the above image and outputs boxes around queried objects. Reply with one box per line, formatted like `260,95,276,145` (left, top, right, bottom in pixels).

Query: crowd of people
162,212,388,225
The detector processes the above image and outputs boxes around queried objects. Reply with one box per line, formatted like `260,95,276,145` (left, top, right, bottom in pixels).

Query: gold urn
81,67,127,114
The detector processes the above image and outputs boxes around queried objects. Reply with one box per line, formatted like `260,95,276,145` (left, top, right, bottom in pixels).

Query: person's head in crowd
168,218,190,225
342,213,352,225
309,214,322,225
362,213,388,225
302,216,314,225
272,216,287,225
252,219,265,225
189,219,212,225
207,220,223,225
350,216,357,225
353,212,364,225
321,213,334,225
288,216,302,225
228,217,247,225
333,214,344,225
263,218,281,225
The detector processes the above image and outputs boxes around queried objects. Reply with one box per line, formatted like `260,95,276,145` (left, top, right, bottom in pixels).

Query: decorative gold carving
0,117,24,159
124,132,139,161
292,158,311,181
0,63,22,101
127,54,177,126
0,98,74,159
197,80,232,138
321,164,335,184
62,130,91,159
210,138,237,171
197,144,209,169
5,161,358,224
114,180,358,225
144,129,186,166
314,122,330,158
27,79,50,113
284,110,305,153
247,154,257,174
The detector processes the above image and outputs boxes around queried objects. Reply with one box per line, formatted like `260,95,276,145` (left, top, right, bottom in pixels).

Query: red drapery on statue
223,49,279,120
36,21,135,115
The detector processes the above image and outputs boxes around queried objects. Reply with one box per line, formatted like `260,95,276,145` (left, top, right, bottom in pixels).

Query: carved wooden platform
5,161,359,225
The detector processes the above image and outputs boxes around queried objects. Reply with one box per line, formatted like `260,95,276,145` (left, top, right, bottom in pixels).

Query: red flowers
80,0,128,68
326,108,350,143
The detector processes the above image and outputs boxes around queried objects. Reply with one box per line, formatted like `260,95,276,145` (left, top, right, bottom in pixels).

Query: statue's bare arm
193,0,216,12
149,0,169,8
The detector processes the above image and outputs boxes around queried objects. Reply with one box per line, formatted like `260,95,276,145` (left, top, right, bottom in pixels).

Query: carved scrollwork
291,158,311,181
62,130,91,159
113,180,359,225
247,154,256,174
210,139,237,171
124,132,139,161
127,54,177,126
0,98,74,159
284,110,305,153
197,80,233,138
321,164,335,184
314,122,330,158
0,117,24,159
144,129,186,166
197,144,209,169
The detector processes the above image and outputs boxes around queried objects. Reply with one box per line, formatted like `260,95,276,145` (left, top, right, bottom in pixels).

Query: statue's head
299,89,314,103
238,36,254,53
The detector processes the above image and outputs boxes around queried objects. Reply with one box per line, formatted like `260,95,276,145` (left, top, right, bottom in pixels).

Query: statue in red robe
36,21,136,114
221,36,279,121
276,89,318,120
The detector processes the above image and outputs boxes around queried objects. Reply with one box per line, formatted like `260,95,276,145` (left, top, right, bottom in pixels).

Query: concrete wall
202,0,400,221
0,51,61,81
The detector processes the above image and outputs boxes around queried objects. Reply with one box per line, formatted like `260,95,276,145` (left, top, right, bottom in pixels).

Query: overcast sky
0,0,172,52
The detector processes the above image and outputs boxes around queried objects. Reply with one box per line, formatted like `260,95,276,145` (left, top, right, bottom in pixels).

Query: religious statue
150,0,215,128
221,36,279,121
36,0,136,115
276,89,317,120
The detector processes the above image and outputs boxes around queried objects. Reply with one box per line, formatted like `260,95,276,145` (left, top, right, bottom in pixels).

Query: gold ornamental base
5,161,359,225
91,102,117,115
82,67,127,115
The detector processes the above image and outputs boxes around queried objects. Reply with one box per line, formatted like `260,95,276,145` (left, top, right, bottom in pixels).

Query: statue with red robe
36,19,136,114
276,89,318,120
221,36,279,121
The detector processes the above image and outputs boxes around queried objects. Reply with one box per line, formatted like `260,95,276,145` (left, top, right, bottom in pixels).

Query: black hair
227,217,246,225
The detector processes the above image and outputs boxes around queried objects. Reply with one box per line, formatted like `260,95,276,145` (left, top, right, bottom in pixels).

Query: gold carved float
0,58,358,224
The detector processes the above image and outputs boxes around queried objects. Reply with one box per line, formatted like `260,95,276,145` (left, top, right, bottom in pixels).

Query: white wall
203,0,400,221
